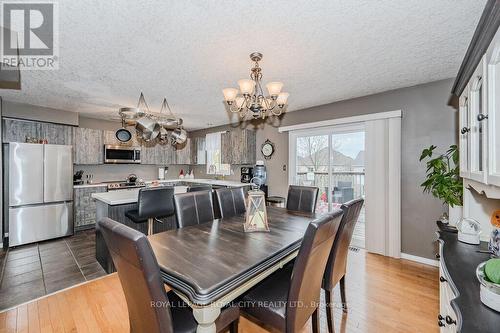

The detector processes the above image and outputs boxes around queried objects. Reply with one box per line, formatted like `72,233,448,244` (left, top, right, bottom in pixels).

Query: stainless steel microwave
104,145,141,164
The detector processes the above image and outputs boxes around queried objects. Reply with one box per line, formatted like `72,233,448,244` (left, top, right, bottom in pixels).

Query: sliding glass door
290,124,366,247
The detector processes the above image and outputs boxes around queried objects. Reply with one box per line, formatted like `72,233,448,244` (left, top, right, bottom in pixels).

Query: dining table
148,206,318,333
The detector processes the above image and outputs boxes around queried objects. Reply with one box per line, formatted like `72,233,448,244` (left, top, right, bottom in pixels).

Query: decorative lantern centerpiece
244,183,270,233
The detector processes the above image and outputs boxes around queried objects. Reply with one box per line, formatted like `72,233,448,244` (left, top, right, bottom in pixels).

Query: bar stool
125,187,175,235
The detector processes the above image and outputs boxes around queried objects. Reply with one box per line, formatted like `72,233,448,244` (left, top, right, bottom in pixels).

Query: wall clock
261,139,275,160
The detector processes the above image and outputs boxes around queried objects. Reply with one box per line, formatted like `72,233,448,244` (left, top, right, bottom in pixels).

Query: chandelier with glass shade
222,52,289,120
118,93,187,146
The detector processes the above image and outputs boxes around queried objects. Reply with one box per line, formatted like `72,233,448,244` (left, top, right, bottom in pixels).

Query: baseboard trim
401,253,439,267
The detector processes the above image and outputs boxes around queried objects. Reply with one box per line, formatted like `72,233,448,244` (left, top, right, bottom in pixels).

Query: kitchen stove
105,180,146,190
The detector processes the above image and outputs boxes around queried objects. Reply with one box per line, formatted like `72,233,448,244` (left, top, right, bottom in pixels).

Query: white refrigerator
8,143,73,246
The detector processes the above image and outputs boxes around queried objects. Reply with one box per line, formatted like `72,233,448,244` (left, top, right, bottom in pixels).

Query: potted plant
419,144,463,225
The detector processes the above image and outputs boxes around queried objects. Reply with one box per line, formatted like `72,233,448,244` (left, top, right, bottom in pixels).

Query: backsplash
75,164,243,183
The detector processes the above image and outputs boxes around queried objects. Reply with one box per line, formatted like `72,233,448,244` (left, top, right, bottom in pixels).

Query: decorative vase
448,204,463,226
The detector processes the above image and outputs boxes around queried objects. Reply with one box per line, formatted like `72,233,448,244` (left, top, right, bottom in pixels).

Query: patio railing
294,171,365,200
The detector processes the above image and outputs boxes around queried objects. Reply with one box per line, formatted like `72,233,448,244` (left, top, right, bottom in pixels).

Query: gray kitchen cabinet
221,129,256,165
73,127,104,164
191,136,206,165
175,138,191,164
141,141,176,165
3,118,74,145
41,122,74,145
74,186,107,230
2,118,42,143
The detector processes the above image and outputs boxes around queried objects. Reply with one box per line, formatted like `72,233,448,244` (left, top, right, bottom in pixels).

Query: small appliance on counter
241,167,253,183
456,217,481,245
158,166,168,180
73,170,84,185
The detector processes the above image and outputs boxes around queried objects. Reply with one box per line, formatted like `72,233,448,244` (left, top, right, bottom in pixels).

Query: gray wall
2,100,78,125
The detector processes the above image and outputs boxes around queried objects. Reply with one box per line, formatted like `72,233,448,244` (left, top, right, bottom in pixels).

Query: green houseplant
419,144,463,223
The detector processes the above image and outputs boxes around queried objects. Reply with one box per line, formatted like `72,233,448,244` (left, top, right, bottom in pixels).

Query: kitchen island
93,179,252,272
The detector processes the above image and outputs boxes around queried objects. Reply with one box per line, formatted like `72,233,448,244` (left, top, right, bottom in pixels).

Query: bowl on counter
476,262,500,312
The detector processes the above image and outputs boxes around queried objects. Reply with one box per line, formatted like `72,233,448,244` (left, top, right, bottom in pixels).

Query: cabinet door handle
435,253,440,259
460,127,470,134
439,276,447,283
477,114,488,121
438,320,445,327
445,316,456,325
438,314,444,321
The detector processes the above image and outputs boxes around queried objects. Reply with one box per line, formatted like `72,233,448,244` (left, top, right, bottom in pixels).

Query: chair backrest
286,185,319,213
215,187,246,219
286,210,343,332
137,187,175,219
188,185,212,192
174,190,215,228
323,198,364,291
98,217,174,333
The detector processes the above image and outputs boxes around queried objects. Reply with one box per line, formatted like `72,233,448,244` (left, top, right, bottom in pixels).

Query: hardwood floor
0,230,107,311
0,249,438,333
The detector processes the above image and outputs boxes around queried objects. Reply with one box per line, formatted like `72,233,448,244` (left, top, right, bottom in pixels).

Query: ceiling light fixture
118,93,186,145
222,52,289,120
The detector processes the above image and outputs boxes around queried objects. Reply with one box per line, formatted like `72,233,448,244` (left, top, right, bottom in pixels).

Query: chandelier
222,52,289,120
118,93,187,145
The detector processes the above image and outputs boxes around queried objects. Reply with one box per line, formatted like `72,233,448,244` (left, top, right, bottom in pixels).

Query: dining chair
174,190,214,228
240,210,343,333
322,198,364,333
215,187,246,219
188,184,213,192
125,186,175,235
286,185,319,213
98,217,239,333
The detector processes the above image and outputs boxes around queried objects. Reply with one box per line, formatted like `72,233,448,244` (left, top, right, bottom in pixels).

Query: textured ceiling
0,0,486,130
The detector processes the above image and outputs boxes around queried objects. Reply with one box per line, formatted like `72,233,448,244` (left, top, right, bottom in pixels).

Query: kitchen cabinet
458,26,500,188
175,138,191,164
2,118,74,145
41,122,74,145
74,185,107,230
141,141,176,165
191,136,206,165
73,127,104,165
2,118,41,143
221,129,256,165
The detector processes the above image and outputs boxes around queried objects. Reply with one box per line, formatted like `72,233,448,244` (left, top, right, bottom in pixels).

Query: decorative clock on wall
261,139,275,160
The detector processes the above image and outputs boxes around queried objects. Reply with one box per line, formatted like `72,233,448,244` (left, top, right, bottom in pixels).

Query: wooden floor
0,250,439,333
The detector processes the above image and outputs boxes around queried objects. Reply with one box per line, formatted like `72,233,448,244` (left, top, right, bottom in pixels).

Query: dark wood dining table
148,206,317,333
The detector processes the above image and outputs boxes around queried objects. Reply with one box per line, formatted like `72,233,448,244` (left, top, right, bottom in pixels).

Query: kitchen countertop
76,178,252,189
92,186,189,205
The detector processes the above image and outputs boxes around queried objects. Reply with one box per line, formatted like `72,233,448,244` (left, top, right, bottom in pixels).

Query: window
206,132,231,175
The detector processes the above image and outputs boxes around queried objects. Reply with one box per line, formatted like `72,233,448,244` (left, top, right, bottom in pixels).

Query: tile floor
0,229,107,311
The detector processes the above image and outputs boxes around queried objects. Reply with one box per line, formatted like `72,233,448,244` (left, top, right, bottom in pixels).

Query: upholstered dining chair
174,191,214,228
98,217,239,333
215,187,246,219
286,185,319,213
188,184,213,192
240,210,343,333
322,198,364,333
125,186,175,235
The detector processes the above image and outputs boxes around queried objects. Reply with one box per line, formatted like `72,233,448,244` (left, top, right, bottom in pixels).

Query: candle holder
244,186,270,233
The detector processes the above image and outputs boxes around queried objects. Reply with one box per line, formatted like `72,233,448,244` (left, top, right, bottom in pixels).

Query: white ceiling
0,0,486,130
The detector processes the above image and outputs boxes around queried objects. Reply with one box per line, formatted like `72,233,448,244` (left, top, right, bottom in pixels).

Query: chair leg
340,276,347,313
229,318,239,333
312,308,320,333
147,218,153,236
325,289,335,333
